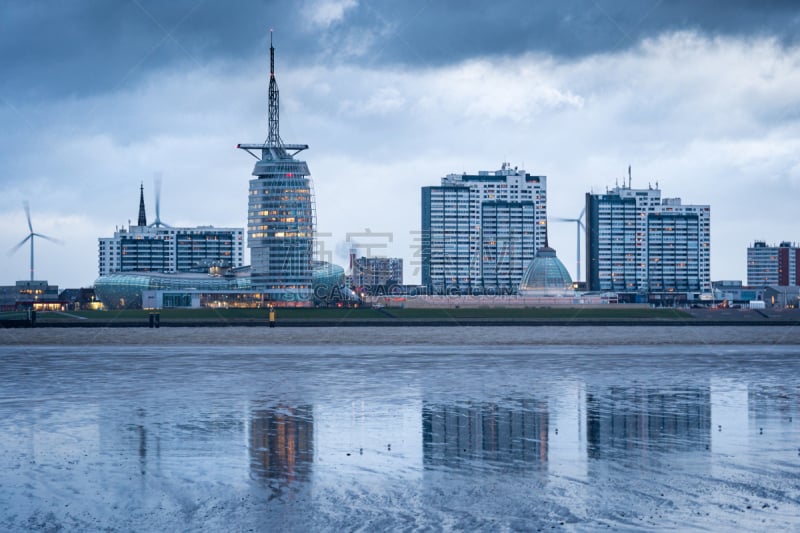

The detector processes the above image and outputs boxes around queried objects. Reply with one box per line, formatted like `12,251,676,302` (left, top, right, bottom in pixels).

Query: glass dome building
518,246,574,297
94,262,349,309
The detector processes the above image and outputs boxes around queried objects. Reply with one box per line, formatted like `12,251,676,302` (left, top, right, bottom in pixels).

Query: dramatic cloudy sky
2,0,800,288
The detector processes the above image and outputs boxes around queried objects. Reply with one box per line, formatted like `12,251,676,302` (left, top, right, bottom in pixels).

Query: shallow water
1,327,799,530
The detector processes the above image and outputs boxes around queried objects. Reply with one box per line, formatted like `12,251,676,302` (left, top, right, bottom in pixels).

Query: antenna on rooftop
266,28,282,147
628,165,632,189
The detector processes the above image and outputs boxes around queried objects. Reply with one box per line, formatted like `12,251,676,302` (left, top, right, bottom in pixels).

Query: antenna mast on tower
267,29,282,147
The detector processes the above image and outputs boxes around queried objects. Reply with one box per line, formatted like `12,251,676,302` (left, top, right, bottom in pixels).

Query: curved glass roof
518,247,574,295
94,262,346,309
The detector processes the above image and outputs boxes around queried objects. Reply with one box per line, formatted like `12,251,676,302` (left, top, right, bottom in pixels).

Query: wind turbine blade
155,174,162,224
552,217,578,222
8,235,32,255
578,206,586,220
23,201,32,233
32,233,64,245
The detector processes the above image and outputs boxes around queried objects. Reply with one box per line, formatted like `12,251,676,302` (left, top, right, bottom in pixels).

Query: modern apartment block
98,186,244,276
747,241,800,286
351,256,403,287
421,163,547,294
586,184,710,299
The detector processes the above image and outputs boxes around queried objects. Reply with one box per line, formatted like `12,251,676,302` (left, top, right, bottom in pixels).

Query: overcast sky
2,0,800,288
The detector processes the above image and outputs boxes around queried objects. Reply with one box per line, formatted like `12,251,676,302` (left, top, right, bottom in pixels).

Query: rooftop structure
237,32,315,305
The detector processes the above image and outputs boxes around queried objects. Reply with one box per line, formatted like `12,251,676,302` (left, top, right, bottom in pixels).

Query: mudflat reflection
2,341,800,531
249,405,314,484
586,386,711,458
422,400,548,471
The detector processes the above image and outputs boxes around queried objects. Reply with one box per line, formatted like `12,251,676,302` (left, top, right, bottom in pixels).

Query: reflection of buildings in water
748,385,799,428
547,380,588,481
422,400,548,469
249,405,313,483
586,386,711,459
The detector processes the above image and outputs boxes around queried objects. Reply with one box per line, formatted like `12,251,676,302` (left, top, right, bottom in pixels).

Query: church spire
137,182,147,226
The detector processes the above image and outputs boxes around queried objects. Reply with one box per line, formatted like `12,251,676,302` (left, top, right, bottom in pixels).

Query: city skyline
3,1,800,288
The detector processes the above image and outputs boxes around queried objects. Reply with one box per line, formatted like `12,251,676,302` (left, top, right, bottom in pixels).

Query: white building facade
98,225,244,277
421,163,547,294
586,185,710,300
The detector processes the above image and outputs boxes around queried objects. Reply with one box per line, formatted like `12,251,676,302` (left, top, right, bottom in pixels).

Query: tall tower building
421,163,547,294
585,179,710,300
238,33,315,305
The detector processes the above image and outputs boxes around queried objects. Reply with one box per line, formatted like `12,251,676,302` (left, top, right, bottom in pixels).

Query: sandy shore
1,324,799,346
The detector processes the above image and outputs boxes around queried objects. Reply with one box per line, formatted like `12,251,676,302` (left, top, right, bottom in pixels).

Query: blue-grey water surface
1,326,799,531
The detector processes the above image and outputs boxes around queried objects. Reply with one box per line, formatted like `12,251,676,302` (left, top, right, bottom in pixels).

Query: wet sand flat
1,324,800,346
1,327,799,530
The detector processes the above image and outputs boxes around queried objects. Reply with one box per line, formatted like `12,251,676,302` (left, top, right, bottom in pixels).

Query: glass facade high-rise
421,163,547,295
238,35,315,305
586,185,710,299
245,154,315,301
421,185,472,294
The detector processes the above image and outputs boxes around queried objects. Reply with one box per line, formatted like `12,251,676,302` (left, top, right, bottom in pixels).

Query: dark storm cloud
0,0,292,100
2,0,800,102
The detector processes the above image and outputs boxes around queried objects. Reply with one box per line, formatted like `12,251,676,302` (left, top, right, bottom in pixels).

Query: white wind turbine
553,206,586,282
8,201,63,281
149,174,171,228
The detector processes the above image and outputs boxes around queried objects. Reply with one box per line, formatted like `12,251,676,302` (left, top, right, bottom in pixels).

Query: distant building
421,163,547,295
0,280,65,311
98,185,244,276
747,241,800,286
711,280,764,307
351,256,403,288
58,288,101,311
586,181,710,302
764,285,800,308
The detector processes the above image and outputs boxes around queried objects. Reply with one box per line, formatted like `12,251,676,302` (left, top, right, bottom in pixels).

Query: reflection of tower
238,31,315,305
586,386,711,460
249,405,314,483
422,400,548,469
